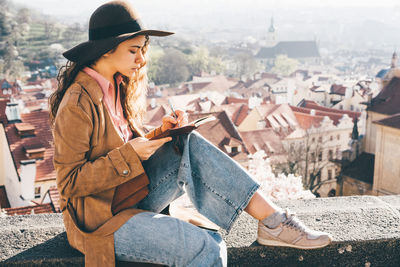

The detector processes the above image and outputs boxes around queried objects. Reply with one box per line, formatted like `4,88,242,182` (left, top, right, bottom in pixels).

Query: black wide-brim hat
63,0,174,63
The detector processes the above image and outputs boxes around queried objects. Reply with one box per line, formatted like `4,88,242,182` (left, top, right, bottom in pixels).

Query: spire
268,17,275,33
391,51,397,68
351,117,359,140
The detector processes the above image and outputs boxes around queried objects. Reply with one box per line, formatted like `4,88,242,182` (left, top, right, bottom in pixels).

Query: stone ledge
1,195,400,266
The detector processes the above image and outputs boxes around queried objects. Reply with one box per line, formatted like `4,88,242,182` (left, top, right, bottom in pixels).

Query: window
318,152,323,161
311,152,316,161
337,134,340,140
34,186,41,198
328,169,332,180
328,189,336,197
328,150,333,160
318,136,322,143
312,137,315,143
336,147,340,158
231,146,238,153
350,105,354,111
330,135,333,141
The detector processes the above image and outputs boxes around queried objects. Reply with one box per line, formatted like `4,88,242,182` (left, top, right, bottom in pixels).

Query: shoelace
282,209,307,233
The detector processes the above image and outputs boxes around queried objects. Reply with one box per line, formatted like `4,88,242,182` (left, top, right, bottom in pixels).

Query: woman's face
104,35,147,78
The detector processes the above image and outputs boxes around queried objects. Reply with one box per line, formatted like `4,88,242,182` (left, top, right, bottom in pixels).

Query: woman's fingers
172,109,188,128
163,115,177,124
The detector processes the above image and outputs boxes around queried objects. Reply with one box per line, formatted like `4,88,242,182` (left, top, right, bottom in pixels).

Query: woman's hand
161,109,188,132
129,136,172,161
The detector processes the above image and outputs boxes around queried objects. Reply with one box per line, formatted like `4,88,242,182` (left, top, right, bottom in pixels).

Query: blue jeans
114,131,260,266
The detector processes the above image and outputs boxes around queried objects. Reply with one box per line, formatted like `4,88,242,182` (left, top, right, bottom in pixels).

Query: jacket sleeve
53,100,145,198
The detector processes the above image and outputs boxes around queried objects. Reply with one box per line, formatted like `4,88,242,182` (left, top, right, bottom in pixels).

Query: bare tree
274,130,333,195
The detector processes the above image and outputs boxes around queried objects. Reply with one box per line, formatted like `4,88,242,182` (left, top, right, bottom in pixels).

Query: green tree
271,54,299,76
233,52,262,79
147,46,164,84
0,0,25,79
155,48,189,85
187,47,226,77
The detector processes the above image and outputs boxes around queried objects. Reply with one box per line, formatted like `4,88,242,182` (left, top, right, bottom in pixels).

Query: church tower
266,17,277,47
391,51,397,69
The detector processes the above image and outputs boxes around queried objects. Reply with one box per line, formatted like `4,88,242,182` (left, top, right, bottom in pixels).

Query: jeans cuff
224,182,260,233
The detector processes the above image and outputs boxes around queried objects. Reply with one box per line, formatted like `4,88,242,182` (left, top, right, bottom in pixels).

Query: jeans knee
181,231,227,267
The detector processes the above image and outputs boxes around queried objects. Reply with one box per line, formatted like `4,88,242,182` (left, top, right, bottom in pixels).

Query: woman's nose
135,50,145,64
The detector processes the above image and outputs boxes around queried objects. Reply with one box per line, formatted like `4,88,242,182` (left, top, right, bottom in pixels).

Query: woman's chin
126,69,138,77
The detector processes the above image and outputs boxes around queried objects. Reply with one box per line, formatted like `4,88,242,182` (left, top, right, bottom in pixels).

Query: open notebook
149,115,216,140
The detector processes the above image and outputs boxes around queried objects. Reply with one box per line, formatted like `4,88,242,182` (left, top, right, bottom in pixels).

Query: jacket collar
74,70,145,137
74,71,104,105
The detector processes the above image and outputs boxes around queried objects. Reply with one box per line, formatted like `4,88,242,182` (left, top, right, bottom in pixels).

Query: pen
168,99,180,127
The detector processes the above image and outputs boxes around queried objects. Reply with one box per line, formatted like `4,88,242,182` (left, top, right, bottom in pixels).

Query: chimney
391,51,397,68
15,123,36,137
5,102,21,122
345,87,353,99
19,159,36,201
24,145,45,160
150,98,157,109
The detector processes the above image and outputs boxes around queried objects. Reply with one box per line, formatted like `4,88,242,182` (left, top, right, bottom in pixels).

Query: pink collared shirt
83,67,133,143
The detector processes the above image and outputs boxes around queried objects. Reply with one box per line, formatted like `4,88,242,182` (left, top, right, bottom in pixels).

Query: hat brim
63,29,174,63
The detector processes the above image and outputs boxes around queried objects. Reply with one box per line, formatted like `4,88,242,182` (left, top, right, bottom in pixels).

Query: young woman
50,1,332,266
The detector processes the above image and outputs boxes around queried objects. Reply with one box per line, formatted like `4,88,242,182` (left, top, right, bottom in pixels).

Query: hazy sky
12,0,400,18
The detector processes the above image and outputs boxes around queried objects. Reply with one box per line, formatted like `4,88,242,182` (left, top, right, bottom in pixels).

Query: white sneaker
257,209,332,249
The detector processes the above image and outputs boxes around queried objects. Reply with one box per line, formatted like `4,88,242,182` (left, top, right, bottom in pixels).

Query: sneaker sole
256,236,331,249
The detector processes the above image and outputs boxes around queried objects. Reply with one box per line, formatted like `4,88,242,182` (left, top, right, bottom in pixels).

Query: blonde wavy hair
49,35,150,132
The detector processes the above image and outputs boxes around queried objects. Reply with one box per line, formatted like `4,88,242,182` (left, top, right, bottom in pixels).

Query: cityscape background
0,0,399,222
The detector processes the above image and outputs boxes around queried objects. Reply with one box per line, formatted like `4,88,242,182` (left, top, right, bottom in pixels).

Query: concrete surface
1,195,400,266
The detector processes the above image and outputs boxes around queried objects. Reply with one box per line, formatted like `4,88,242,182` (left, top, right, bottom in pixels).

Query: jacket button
122,170,129,175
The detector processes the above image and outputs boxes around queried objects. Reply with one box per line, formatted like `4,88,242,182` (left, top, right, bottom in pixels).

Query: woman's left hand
161,109,188,132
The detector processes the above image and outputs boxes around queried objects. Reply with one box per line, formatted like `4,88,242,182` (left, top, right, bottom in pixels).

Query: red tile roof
3,203,54,216
184,76,235,94
293,112,324,129
0,186,11,209
240,129,284,156
211,103,249,126
224,97,248,105
295,102,360,123
5,110,55,182
46,186,61,212
330,84,347,96
256,104,298,132
144,105,167,127
188,111,246,158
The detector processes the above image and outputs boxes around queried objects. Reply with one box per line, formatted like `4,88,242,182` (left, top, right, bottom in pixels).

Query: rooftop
373,113,400,130
3,203,54,216
256,41,320,59
368,76,400,115
342,152,375,184
5,110,55,182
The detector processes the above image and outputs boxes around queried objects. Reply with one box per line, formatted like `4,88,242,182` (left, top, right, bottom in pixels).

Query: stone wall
1,195,400,266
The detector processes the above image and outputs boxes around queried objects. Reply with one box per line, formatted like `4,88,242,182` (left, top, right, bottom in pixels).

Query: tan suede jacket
53,71,162,267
